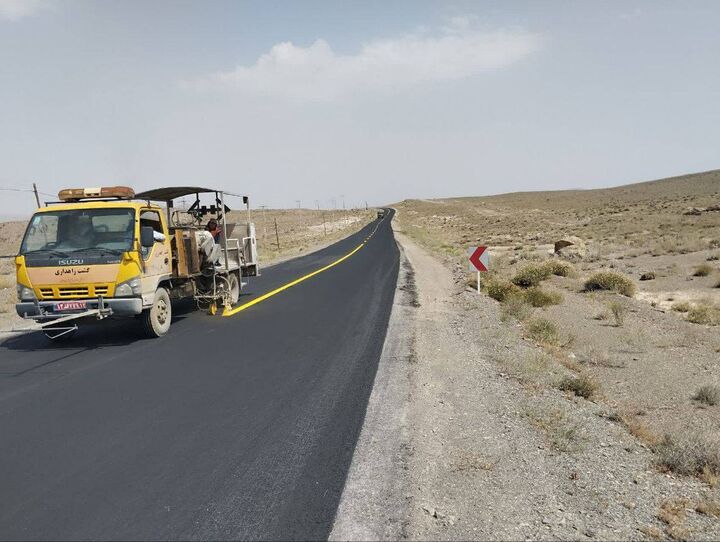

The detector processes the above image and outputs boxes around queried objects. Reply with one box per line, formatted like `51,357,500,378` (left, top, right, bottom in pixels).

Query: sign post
468,246,489,293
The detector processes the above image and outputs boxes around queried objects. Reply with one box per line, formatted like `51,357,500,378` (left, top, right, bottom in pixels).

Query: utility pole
316,200,327,236
274,218,281,250
331,198,336,230
32,183,41,208
295,200,301,210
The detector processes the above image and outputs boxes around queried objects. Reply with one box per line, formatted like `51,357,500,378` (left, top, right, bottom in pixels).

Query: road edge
329,210,417,541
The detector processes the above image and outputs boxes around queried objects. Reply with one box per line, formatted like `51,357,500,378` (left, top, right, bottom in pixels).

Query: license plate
54,301,87,312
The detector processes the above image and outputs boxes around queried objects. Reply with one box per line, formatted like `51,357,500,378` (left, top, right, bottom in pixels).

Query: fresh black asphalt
0,210,399,541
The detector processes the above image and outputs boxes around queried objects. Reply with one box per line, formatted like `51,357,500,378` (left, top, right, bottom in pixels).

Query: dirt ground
387,170,720,539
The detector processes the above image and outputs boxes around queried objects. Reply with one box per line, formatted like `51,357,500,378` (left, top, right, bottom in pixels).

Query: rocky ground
396,226,720,541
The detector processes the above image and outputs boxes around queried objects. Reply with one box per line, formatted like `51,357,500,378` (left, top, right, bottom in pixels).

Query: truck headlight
114,277,142,297
16,284,36,302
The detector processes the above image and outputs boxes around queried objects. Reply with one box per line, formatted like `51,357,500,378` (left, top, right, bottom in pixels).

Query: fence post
274,218,281,250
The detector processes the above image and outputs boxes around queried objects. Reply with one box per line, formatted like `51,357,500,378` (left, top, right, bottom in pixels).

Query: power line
0,187,54,197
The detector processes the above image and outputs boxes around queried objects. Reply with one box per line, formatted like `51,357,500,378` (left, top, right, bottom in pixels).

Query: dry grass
686,304,720,326
695,499,720,518
609,410,662,446
543,260,576,277
522,405,583,452
639,271,657,281
638,525,663,539
671,301,691,313
692,263,714,277
485,280,521,302
522,405,585,452
511,263,552,288
656,431,720,479
557,374,600,399
499,294,533,322
527,318,560,346
693,384,720,406
583,272,636,297
658,498,691,541
524,287,563,308
608,300,627,326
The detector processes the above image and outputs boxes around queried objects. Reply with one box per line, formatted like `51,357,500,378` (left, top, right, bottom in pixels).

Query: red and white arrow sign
468,246,489,272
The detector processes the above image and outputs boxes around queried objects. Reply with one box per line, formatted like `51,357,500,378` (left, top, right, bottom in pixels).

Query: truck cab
15,191,173,338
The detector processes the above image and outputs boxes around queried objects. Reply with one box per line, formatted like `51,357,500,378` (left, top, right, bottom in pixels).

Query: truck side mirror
140,226,155,248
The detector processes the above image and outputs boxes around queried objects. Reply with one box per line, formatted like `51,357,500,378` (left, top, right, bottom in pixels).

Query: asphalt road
0,210,399,541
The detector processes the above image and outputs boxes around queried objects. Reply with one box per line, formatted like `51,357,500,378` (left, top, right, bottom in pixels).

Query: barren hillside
393,170,720,539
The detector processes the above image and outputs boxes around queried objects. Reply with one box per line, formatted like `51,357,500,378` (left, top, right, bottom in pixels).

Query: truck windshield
20,208,136,254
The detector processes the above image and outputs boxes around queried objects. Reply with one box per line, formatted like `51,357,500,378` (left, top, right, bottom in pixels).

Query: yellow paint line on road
223,215,386,317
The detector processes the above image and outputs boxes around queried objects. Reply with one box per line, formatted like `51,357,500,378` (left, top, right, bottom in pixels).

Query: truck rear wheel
141,287,172,338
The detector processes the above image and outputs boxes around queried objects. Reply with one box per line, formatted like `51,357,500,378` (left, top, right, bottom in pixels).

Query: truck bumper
16,298,143,320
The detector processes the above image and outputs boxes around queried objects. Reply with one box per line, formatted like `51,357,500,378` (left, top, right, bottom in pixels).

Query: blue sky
1,0,719,215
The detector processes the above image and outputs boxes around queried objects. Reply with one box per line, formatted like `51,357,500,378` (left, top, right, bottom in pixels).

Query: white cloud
0,0,47,21
189,20,542,101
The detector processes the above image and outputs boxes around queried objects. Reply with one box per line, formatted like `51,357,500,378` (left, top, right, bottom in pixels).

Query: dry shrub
693,384,720,406
528,318,560,345
557,374,599,399
543,260,576,277
524,287,563,307
511,264,552,288
714,278,720,289
486,280,521,302
696,499,720,518
658,498,691,540
608,300,626,326
500,294,533,322
686,305,720,326
656,432,720,479
638,525,663,540
578,345,624,368
692,263,714,277
624,416,662,447
584,272,636,297
522,405,582,452
671,301,691,313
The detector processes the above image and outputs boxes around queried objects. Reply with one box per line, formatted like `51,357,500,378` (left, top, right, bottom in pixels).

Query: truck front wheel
141,287,172,338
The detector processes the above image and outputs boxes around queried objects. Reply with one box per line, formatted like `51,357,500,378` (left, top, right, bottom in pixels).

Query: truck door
139,209,171,306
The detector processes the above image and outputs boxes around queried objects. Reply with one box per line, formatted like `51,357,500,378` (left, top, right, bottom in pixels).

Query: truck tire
141,287,172,338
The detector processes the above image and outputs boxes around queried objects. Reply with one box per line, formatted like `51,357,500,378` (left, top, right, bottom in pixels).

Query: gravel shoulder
333,214,720,540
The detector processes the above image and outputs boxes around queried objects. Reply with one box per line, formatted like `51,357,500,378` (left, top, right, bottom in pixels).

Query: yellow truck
15,186,259,340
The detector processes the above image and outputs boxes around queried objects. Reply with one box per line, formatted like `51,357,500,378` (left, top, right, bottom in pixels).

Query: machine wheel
227,272,240,305
141,287,172,338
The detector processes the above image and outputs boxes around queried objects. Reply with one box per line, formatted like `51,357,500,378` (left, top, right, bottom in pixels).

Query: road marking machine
13,186,259,339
